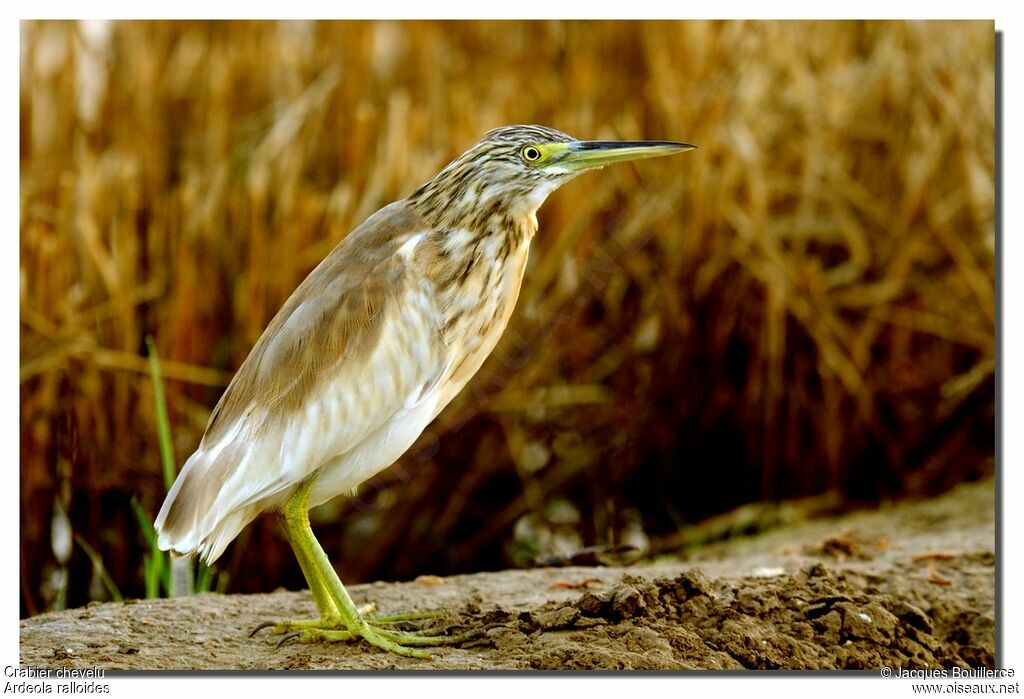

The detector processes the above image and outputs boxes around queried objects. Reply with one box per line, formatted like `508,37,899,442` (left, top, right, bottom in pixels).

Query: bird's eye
521,146,543,162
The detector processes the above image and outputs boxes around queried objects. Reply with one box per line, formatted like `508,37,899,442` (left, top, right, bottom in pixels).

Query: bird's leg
282,506,342,624
257,478,480,658
250,482,345,637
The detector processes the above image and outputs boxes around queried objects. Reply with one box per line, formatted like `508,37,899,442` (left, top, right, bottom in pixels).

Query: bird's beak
550,139,696,172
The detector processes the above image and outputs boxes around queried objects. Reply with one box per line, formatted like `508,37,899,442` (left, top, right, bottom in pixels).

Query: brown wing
155,201,444,559
205,201,430,444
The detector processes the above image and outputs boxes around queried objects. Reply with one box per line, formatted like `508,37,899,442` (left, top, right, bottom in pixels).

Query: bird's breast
429,230,532,413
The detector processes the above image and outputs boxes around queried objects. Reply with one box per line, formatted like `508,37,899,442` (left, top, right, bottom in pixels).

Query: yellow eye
521,146,543,162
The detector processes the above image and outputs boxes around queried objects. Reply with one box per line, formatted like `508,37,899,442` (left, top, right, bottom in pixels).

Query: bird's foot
250,606,448,635
281,622,483,659
251,607,477,659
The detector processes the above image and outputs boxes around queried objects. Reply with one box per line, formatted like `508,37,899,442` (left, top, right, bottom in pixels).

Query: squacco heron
155,125,694,658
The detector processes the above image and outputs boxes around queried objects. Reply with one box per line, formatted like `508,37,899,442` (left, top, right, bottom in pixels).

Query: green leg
282,508,340,623
256,477,480,658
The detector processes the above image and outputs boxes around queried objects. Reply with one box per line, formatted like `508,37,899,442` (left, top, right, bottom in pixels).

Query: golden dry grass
20,20,994,614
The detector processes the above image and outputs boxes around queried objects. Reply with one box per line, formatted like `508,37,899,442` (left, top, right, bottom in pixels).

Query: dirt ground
19,478,996,670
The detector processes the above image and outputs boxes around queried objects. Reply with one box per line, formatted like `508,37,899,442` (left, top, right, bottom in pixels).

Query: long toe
251,616,346,638
369,608,449,625
295,627,434,659
373,626,487,648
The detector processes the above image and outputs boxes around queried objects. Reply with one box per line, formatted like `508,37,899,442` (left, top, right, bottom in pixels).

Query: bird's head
409,124,694,234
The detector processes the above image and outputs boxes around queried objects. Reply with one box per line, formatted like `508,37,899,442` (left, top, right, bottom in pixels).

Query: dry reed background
20,20,995,616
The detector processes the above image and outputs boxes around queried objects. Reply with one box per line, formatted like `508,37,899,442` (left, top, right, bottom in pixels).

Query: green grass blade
142,553,158,599
131,497,169,598
74,534,124,602
130,496,157,548
146,336,177,492
54,569,67,612
195,560,215,593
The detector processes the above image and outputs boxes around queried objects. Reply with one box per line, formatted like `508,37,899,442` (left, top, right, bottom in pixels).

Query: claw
249,621,277,637
276,632,303,648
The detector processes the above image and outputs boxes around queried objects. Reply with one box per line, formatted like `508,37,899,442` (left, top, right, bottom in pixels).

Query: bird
154,124,694,658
